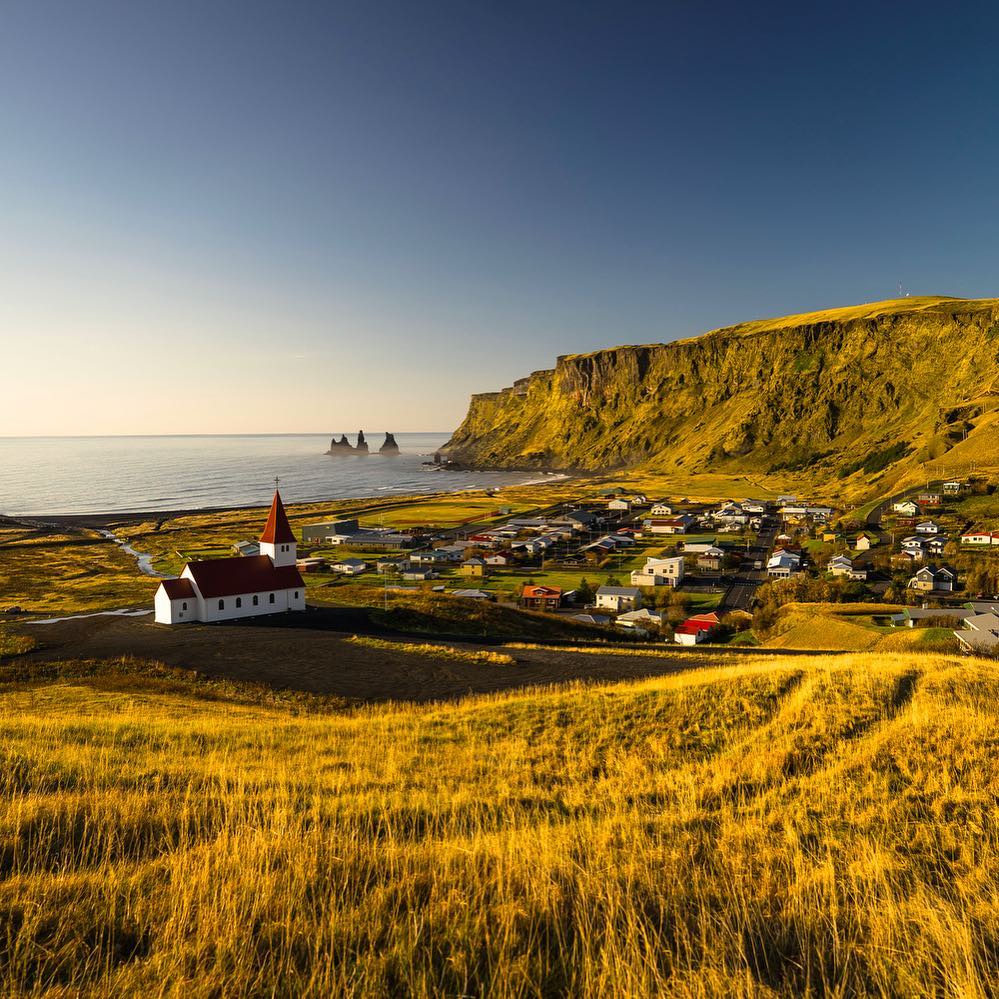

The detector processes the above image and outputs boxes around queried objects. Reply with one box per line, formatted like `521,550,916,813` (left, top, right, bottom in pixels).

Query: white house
828,554,854,577
961,531,999,546
608,498,632,511
630,555,684,587
154,490,306,625
854,534,877,552
915,521,939,535
331,558,368,576
650,502,673,516
767,551,802,578
955,612,999,652
892,500,919,517
595,586,643,613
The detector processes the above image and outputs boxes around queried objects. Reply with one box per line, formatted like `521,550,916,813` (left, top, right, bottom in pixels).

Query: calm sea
0,434,548,516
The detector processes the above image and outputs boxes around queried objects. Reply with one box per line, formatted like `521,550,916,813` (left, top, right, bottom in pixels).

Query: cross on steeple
274,476,281,491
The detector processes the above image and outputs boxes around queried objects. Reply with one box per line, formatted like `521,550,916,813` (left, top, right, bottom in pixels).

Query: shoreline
0,470,580,531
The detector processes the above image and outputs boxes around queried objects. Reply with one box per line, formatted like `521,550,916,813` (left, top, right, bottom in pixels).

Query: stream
96,529,170,578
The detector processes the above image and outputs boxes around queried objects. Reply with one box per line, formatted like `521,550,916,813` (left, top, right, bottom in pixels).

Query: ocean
0,434,550,516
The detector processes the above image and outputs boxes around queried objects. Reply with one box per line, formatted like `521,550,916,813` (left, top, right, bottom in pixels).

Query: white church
154,489,307,625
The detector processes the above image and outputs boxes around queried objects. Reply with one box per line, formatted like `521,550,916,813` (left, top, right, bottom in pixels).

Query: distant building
595,586,642,613
520,585,563,612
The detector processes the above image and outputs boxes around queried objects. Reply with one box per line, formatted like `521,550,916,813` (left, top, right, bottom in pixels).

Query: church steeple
259,489,297,567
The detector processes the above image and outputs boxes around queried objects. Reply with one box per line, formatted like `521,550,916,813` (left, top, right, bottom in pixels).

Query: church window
236,597,242,608
218,599,225,610
182,602,187,610
253,595,259,606
269,593,275,604
294,591,299,599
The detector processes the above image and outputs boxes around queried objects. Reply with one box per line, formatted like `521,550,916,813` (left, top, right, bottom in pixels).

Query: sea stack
379,432,400,455
355,431,369,454
326,435,355,455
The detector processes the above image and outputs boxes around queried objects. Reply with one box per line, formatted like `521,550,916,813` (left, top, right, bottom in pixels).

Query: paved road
718,518,779,612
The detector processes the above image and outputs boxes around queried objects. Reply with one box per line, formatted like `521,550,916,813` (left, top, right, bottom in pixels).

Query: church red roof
185,556,304,598
159,577,196,600
259,490,296,545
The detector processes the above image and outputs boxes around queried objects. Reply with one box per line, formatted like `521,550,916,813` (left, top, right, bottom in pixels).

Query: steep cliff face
444,297,999,475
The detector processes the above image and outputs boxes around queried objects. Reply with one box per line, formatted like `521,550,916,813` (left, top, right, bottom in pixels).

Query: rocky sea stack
355,431,369,454
379,432,400,455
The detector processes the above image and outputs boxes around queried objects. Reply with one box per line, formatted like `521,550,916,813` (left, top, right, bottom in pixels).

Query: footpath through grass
1,651,998,996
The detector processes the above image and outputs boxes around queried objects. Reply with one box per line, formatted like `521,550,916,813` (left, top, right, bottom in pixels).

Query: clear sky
3,1,999,436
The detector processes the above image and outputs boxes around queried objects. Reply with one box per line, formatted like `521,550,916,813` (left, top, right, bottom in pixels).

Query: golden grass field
2,650,998,997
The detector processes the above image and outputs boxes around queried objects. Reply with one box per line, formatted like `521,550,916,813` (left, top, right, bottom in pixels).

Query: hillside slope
444,297,999,487
2,653,998,996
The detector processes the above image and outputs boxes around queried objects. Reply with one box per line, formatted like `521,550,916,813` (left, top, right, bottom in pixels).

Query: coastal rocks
327,435,355,455
326,431,400,456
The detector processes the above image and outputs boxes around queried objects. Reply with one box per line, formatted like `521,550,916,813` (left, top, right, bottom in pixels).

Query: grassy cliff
445,297,999,490
2,652,999,996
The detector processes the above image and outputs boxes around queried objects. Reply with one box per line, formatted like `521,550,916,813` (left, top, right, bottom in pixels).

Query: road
718,517,779,612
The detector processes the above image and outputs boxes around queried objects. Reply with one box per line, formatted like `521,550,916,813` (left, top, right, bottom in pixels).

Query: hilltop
1,650,997,996
444,296,999,499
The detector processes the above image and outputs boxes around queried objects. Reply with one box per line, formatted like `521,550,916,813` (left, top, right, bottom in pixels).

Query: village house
569,613,611,627
607,497,632,511
650,502,673,516
854,533,877,552
400,567,436,581
767,550,802,578
615,607,663,630
484,551,515,566
460,557,489,577
908,564,957,593
645,515,693,535
674,612,721,646
954,612,999,652
154,490,306,625
697,548,725,571
961,531,999,546
901,536,927,557
915,520,939,534
943,480,963,496
892,500,919,517
595,586,643,613
330,557,368,576
451,588,493,601
917,492,942,508
520,585,563,612
926,536,949,556
827,554,854,577
630,555,684,587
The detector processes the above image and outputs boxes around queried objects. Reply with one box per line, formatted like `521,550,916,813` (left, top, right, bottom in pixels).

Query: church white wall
154,588,195,625
198,586,305,623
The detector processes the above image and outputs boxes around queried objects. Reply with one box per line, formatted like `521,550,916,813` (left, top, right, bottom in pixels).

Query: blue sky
3,1,998,434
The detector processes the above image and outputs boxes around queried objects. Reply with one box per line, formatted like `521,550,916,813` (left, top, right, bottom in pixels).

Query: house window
253,595,259,606
182,601,187,610
218,599,225,610
294,590,299,599
269,593,275,604
236,597,242,608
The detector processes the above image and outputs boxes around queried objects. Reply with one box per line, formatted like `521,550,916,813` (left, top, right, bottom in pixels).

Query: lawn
2,651,998,995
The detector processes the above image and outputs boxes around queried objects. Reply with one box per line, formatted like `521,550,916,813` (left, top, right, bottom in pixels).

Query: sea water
0,434,549,516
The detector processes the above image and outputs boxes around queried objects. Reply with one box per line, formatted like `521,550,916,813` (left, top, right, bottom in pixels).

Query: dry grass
0,626,35,659
1,651,998,995
347,634,515,665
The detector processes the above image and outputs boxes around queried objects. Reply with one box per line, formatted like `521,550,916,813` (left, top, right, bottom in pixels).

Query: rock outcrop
327,433,370,455
379,432,400,455
443,297,999,482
